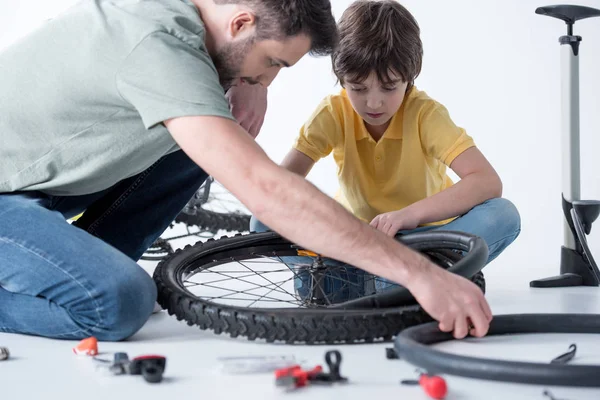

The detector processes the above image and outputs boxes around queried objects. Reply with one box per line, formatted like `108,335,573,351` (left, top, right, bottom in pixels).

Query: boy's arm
280,148,316,177
371,147,502,235
165,114,493,339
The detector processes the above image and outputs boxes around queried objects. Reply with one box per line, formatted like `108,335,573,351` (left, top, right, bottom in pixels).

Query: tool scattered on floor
0,347,9,361
218,354,301,374
128,355,167,383
275,365,324,388
93,352,167,383
400,370,447,399
94,352,131,375
543,389,570,400
73,337,98,356
274,350,347,389
550,344,577,364
385,347,399,359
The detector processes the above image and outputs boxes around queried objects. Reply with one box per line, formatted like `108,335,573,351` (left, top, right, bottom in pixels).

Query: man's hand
370,209,420,236
407,262,493,338
225,80,268,139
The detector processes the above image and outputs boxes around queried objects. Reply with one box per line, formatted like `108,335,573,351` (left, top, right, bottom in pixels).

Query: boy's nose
366,97,383,110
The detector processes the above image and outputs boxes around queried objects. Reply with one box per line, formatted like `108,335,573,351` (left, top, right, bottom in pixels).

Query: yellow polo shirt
293,86,475,226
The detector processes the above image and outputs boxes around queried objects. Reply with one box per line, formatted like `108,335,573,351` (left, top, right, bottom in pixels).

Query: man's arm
165,115,493,338
372,147,502,234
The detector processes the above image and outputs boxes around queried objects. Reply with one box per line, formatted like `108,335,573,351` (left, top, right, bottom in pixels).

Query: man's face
212,32,312,89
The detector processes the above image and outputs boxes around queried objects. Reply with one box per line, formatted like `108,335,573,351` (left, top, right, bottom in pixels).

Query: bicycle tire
394,313,600,387
175,208,250,233
140,237,174,261
153,231,487,344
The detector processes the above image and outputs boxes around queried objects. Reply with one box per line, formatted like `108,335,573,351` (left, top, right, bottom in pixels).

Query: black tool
551,344,577,364
386,347,399,359
109,352,130,375
543,389,570,400
311,350,348,384
0,347,9,361
128,355,167,383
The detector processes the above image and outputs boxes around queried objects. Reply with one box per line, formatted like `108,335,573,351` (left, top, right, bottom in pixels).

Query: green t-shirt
0,0,234,196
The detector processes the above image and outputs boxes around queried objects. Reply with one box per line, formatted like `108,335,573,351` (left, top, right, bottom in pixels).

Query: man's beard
212,37,255,90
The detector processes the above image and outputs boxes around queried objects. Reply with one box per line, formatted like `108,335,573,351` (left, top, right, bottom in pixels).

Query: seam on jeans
85,156,166,235
0,207,18,220
0,236,104,337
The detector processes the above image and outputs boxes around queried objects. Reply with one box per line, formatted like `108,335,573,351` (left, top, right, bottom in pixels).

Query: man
0,0,492,342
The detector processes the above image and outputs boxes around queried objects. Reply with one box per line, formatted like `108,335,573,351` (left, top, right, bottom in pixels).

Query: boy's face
344,72,408,131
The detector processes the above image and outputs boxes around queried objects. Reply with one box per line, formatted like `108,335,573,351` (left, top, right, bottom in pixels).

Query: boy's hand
370,209,419,236
225,80,268,139
408,260,493,338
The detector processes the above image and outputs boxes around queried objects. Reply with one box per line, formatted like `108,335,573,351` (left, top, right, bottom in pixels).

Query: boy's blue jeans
250,198,521,302
0,150,208,341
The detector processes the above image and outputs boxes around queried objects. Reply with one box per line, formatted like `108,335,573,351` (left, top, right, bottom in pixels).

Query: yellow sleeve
419,103,475,166
293,97,340,162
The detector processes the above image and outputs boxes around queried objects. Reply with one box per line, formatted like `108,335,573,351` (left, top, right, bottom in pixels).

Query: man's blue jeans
0,150,207,341
250,198,521,302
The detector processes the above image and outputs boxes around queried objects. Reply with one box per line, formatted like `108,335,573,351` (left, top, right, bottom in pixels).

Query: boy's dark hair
332,0,423,90
213,0,339,56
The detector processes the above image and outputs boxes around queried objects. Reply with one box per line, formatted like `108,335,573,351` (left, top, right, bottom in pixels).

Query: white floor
2,226,600,400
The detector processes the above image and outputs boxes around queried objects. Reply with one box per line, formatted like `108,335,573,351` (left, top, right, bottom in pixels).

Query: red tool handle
419,374,447,399
275,365,323,388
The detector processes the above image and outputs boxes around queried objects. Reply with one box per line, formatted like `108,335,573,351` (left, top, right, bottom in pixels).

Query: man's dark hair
332,0,423,90
214,0,339,56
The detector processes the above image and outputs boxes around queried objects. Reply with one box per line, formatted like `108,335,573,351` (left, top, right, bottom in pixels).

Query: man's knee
73,265,157,342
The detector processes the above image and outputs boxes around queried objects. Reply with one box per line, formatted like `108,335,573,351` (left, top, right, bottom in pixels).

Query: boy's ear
228,11,257,40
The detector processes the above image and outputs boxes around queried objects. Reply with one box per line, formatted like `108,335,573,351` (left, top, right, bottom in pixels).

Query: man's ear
229,11,256,40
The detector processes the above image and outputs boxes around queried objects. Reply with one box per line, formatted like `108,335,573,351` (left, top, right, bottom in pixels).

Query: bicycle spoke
187,280,303,307
185,271,293,298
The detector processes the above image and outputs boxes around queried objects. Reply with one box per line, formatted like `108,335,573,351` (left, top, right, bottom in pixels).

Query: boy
251,0,521,297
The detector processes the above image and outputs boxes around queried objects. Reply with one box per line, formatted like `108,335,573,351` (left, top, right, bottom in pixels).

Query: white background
3,0,599,285
1,1,600,399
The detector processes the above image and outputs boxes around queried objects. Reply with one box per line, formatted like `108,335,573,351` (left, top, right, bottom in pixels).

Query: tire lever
550,344,577,364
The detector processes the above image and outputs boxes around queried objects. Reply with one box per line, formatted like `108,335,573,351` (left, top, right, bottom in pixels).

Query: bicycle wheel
175,177,250,233
153,231,488,344
140,237,174,261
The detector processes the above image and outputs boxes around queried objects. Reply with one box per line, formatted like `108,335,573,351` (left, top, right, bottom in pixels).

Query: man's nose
260,69,281,87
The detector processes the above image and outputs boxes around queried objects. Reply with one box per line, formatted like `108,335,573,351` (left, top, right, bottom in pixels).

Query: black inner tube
394,313,600,387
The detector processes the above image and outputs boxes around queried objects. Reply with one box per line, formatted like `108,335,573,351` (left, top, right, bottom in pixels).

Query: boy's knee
488,198,521,232
476,198,521,246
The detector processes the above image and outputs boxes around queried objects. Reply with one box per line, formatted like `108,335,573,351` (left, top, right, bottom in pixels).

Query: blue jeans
250,197,521,301
0,150,207,341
